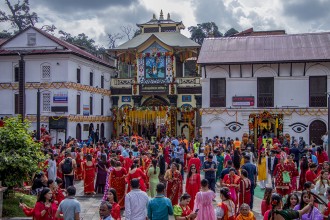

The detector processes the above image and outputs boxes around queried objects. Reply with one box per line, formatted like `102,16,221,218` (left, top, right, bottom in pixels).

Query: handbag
282,171,291,183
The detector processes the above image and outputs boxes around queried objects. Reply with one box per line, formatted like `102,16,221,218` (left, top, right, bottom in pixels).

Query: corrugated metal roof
198,32,330,64
114,32,200,51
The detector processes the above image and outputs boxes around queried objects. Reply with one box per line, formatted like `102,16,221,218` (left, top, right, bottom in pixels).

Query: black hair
301,156,309,170
303,181,312,190
47,179,54,187
220,187,231,200
107,188,118,203
55,177,63,185
67,186,76,196
187,164,196,179
283,193,299,210
131,178,140,189
229,167,236,173
241,169,248,178
263,187,273,207
271,193,283,220
227,160,233,166
156,183,165,193
299,191,309,209
37,187,52,203
86,154,92,161
180,192,191,201
201,179,209,188
152,159,158,174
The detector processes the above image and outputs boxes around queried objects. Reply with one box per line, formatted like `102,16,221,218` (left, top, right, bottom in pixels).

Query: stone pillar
132,95,143,107
167,95,178,137
195,95,202,138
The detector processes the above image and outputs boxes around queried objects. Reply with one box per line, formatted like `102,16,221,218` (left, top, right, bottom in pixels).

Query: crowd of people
17,131,330,220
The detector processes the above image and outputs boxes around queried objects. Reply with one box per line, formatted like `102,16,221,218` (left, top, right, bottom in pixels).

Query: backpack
62,158,73,174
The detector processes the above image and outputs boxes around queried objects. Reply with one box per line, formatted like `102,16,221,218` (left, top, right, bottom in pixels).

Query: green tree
0,116,46,188
224,28,239,37
0,0,38,31
188,22,223,44
0,30,13,38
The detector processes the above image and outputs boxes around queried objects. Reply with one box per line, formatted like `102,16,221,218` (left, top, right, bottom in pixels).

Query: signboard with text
232,96,254,106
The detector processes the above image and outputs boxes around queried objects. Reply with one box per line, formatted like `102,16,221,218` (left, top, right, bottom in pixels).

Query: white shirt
125,189,149,220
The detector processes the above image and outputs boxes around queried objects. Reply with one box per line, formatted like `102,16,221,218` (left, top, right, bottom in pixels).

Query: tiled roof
198,32,330,64
114,32,200,51
0,27,114,68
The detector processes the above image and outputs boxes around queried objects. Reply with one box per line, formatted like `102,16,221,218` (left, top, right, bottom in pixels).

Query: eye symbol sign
288,123,308,133
225,122,244,132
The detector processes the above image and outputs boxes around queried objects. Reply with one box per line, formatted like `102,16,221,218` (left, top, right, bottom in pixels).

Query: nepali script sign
232,96,254,106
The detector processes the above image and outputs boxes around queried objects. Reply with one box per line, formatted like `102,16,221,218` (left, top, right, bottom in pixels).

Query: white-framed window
27,33,36,46
42,92,51,112
41,65,51,80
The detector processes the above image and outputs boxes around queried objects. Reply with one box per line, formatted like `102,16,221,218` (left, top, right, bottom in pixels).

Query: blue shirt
147,195,173,220
174,147,184,162
241,162,257,185
203,161,216,179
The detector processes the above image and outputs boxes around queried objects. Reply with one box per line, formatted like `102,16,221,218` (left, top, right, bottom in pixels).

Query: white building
0,27,115,142
198,32,330,145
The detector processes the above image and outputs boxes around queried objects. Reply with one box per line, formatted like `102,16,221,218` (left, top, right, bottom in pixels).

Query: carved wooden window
310,76,327,107
42,93,51,112
210,78,226,107
257,77,274,107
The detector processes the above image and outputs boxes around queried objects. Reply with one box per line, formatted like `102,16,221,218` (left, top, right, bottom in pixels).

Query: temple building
110,11,201,140
198,32,330,146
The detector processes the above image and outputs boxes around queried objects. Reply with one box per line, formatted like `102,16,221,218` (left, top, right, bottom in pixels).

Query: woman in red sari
105,188,121,220
286,154,298,192
32,187,57,220
164,162,183,205
127,162,147,192
82,154,96,195
123,151,134,173
238,169,251,210
75,148,83,180
222,168,240,204
109,161,127,208
274,157,290,196
185,164,201,210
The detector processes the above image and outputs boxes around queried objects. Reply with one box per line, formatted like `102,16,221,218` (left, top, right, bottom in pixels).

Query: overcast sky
1,0,330,48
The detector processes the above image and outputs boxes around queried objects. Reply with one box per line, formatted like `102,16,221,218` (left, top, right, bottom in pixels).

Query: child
235,203,256,220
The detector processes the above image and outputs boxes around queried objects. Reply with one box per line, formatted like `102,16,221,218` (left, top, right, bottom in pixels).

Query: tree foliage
224,28,239,37
0,0,38,31
0,30,13,38
0,116,46,188
188,22,223,44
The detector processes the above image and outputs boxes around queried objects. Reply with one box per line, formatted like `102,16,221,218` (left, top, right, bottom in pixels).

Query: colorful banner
83,104,90,116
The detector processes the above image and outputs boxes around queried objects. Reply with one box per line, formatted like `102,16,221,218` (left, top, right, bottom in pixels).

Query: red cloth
34,201,57,220
185,173,201,210
166,170,182,206
54,188,65,205
238,178,251,210
22,206,34,217
82,161,96,193
263,210,271,220
223,174,240,203
123,157,133,173
261,200,272,216
188,158,201,173
324,202,330,217
317,151,329,164
164,146,171,164
305,169,317,184
299,162,308,190
110,202,121,220
110,168,127,208
75,154,83,180
127,168,147,192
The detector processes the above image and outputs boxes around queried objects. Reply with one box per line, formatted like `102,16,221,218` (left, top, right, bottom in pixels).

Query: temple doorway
248,111,283,146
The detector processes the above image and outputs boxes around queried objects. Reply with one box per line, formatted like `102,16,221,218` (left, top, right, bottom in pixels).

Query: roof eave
197,59,330,65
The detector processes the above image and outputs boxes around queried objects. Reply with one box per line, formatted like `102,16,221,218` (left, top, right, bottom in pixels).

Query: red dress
123,157,133,172
110,202,121,220
286,161,298,192
110,167,127,208
165,170,183,206
185,173,201,210
299,162,308,190
238,178,251,210
82,161,96,194
223,174,240,203
188,158,201,173
261,199,272,215
54,188,65,205
127,168,147,192
274,163,290,196
33,201,57,220
75,154,83,180
305,169,317,184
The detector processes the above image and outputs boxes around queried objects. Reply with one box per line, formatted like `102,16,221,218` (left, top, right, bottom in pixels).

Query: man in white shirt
125,178,149,220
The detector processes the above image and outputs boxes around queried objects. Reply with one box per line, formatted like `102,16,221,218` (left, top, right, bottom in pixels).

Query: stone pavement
74,179,264,220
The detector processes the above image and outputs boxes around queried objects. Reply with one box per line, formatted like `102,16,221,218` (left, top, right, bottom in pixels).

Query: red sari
238,177,251,210
34,201,57,220
75,153,83,180
82,161,96,194
123,157,133,173
223,174,240,203
165,170,183,205
286,161,298,192
185,173,201,210
110,202,121,220
274,163,290,196
127,168,147,192
110,167,127,208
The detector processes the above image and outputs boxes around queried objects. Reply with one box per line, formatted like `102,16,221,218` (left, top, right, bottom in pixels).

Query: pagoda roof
113,32,200,51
